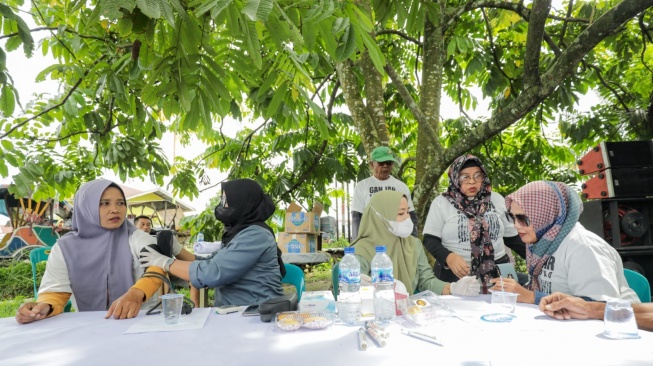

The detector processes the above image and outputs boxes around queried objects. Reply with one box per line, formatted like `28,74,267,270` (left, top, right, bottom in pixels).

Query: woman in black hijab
140,179,284,306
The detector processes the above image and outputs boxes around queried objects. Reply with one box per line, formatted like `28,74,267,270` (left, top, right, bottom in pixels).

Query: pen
358,327,368,351
400,329,443,346
366,327,387,347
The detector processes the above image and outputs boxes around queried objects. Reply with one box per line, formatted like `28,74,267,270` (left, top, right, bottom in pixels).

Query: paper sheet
124,308,211,334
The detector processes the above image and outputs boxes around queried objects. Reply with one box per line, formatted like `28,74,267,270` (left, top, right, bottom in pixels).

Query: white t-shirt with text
352,175,415,213
422,192,517,264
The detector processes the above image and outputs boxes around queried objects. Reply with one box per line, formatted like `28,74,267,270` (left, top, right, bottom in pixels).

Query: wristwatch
164,257,176,272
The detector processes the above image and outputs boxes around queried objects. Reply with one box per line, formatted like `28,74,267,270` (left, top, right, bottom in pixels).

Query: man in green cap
351,146,418,239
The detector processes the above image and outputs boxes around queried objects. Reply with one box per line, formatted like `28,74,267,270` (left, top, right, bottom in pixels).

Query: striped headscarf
505,181,583,292
442,154,496,279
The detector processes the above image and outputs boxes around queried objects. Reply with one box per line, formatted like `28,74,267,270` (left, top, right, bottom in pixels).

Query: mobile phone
216,305,240,315
241,304,259,316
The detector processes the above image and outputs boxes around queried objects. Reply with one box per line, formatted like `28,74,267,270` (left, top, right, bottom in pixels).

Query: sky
1,1,597,219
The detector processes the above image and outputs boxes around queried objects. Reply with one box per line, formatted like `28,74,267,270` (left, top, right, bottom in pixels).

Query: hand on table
539,292,602,320
445,253,470,279
105,288,145,319
489,277,533,303
15,302,51,324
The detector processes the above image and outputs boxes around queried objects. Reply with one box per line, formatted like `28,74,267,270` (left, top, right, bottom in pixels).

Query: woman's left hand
105,288,145,319
489,277,534,303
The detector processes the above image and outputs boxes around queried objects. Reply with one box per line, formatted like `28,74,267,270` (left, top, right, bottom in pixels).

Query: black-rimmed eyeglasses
505,211,531,227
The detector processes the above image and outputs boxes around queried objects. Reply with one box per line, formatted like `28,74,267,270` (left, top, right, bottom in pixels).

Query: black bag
259,293,298,322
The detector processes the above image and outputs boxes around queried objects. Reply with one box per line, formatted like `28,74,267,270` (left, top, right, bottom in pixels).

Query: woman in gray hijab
16,179,174,324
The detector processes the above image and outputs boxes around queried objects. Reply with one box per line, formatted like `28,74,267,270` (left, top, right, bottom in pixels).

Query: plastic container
371,246,395,323
338,247,361,325
274,311,335,331
196,232,204,242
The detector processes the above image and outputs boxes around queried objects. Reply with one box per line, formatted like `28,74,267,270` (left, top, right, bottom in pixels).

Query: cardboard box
277,232,317,253
284,202,321,234
298,291,336,313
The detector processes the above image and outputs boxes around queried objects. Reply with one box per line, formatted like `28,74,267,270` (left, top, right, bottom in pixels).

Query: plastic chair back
332,262,340,300
624,268,651,303
30,247,52,299
282,263,306,301
30,247,72,312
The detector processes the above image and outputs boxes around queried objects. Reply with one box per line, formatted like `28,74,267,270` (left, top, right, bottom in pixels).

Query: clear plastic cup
603,298,640,339
162,294,184,325
491,291,518,314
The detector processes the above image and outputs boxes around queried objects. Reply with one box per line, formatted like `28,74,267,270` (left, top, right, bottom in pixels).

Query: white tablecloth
1,296,651,366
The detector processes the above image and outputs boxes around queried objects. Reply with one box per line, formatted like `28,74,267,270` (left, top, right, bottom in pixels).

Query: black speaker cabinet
577,140,653,175
579,198,653,285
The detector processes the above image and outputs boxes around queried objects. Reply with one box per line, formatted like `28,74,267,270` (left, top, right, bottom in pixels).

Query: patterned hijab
505,181,583,292
442,154,497,279
352,190,419,295
57,179,136,311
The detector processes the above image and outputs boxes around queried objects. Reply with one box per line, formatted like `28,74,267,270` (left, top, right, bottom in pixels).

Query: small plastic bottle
338,247,361,325
371,245,395,323
196,232,204,243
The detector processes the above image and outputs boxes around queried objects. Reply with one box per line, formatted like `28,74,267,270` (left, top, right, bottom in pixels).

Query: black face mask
214,204,237,226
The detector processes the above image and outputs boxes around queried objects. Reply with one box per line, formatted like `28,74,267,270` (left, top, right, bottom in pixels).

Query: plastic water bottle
338,247,361,325
371,245,395,323
196,232,204,243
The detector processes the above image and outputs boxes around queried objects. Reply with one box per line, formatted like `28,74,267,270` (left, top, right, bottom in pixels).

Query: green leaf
241,18,262,68
335,24,356,62
1,139,14,151
193,0,218,17
242,0,273,22
136,0,161,19
0,85,15,117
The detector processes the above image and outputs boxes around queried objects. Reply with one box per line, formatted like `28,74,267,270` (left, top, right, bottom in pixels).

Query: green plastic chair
332,262,340,300
30,247,72,312
282,263,306,301
624,268,651,303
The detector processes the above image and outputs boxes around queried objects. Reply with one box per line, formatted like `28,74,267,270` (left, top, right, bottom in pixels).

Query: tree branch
432,0,653,187
445,0,589,32
375,29,422,46
383,62,427,126
523,0,552,89
0,26,107,42
581,60,630,111
558,0,575,45
0,56,107,139
482,9,516,96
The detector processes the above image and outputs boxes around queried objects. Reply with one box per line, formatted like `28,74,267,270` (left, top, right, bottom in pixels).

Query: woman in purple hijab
16,179,169,324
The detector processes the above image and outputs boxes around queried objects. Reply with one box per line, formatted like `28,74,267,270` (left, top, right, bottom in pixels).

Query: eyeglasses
375,161,393,166
505,211,531,227
458,172,485,184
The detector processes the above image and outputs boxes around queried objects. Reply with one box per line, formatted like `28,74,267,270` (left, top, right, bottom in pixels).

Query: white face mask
371,206,414,238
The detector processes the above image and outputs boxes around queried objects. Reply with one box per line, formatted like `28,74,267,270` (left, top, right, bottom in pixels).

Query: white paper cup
162,294,184,325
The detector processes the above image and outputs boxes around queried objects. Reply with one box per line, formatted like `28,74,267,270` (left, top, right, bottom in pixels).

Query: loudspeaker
579,198,653,286
579,199,653,250
577,140,653,175
581,167,653,199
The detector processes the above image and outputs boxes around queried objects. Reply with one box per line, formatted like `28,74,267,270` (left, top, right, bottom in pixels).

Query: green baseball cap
371,146,399,163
